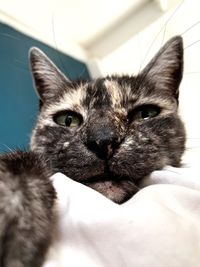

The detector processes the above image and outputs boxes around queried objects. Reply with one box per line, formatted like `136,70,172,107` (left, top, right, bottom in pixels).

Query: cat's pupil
54,112,81,127
141,110,150,119
65,116,73,126
128,105,160,122
140,108,157,119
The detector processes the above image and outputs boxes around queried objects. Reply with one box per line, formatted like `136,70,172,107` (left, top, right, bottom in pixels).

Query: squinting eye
54,111,82,127
128,105,160,122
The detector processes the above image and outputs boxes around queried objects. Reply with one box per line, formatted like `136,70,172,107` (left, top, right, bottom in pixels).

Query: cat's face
29,36,185,203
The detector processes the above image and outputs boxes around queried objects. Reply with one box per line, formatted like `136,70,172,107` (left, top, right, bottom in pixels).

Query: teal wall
0,23,90,152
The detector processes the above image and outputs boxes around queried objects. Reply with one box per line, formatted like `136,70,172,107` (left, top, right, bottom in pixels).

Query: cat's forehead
42,76,176,118
44,78,131,116
84,78,130,108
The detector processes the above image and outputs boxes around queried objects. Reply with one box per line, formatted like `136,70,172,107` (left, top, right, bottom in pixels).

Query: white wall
95,0,200,166
0,0,149,62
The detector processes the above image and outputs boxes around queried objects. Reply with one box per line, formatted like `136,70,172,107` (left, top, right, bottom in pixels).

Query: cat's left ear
29,48,71,102
140,36,183,100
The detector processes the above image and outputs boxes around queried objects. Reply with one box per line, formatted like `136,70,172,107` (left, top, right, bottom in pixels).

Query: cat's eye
128,105,160,122
54,111,82,127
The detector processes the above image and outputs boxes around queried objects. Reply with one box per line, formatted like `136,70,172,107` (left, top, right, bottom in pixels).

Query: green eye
54,111,82,127
129,105,160,122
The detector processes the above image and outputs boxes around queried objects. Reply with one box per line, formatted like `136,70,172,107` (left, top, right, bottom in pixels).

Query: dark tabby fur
0,36,185,266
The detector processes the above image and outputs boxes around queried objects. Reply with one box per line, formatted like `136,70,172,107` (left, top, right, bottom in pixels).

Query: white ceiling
0,0,176,60
0,0,146,44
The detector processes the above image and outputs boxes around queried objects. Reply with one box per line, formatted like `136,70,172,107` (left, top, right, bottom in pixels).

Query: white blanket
43,166,200,267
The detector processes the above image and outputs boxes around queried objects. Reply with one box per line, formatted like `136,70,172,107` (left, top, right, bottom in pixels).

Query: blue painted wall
0,23,90,152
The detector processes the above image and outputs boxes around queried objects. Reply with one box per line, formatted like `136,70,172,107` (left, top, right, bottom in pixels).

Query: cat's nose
86,130,120,159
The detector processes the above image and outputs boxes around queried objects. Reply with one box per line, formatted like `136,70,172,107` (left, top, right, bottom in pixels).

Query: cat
0,35,186,266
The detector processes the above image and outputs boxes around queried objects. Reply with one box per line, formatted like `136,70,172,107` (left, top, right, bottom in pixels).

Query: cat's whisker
184,71,200,75
1,2,199,264
135,35,182,94
181,20,200,36
0,144,14,153
184,39,200,50
138,0,184,74
186,137,200,140
77,66,88,80
185,150,200,152
0,31,34,73
160,169,183,175
13,59,29,72
0,32,21,40
51,11,71,79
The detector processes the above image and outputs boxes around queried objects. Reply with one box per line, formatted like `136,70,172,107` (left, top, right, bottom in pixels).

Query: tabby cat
0,36,185,266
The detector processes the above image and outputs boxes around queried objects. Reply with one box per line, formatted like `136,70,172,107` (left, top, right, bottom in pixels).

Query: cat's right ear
29,48,71,102
139,36,183,100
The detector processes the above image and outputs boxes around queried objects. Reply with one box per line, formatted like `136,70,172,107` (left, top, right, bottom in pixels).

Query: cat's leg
0,151,56,267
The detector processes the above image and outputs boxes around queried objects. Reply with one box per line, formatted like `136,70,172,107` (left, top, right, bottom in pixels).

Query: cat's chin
84,178,139,204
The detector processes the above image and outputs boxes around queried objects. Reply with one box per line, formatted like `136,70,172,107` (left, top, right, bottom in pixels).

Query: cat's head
29,36,185,203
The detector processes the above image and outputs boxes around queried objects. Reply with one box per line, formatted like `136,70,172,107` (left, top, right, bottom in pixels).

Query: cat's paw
0,151,55,267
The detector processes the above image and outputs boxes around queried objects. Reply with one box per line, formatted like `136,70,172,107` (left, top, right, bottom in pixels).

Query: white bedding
43,167,200,267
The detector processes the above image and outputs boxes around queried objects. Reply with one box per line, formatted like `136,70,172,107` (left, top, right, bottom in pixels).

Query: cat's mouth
83,173,139,203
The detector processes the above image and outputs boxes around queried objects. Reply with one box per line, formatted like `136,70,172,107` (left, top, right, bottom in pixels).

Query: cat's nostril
87,135,120,159
96,139,114,157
